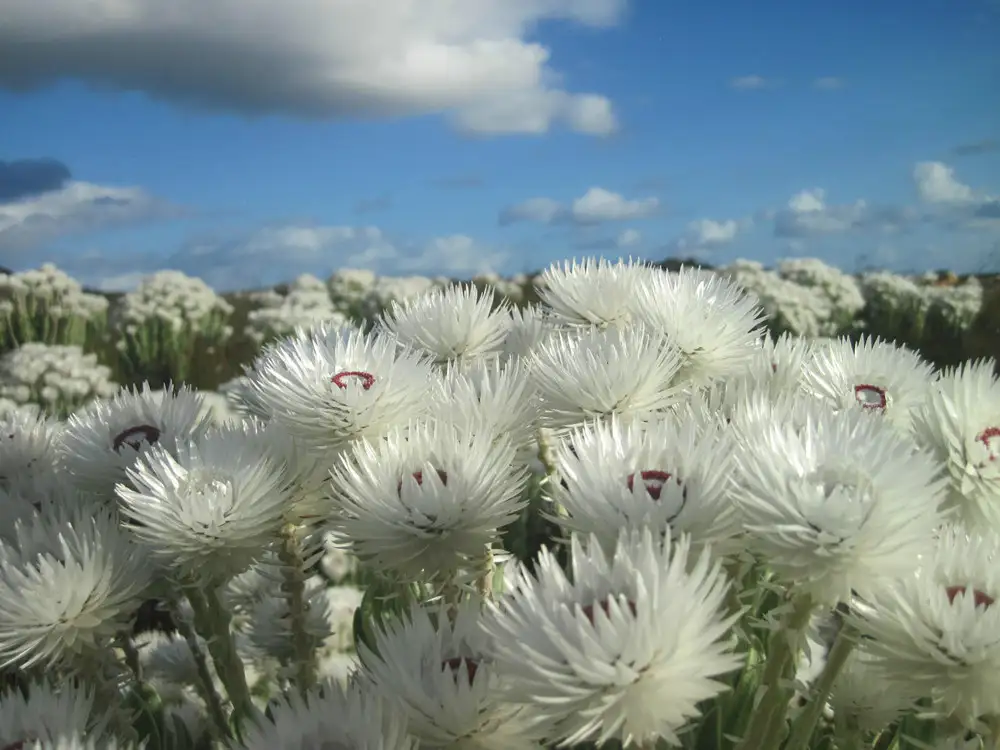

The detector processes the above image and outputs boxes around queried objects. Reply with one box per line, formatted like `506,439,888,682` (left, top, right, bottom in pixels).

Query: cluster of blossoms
859,271,984,333
327,268,450,322
1,256,999,750
0,342,119,417
0,263,109,351
244,274,350,345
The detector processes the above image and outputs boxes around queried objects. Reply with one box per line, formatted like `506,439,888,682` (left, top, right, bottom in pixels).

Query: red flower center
3,739,34,750
581,596,637,624
945,585,995,609
442,656,479,683
331,370,376,390
626,469,685,502
975,427,1000,465
397,469,449,496
112,424,162,453
854,384,887,412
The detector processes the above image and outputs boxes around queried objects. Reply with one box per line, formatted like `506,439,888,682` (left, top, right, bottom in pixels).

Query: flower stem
474,544,496,600
784,623,858,750
170,598,231,743
734,593,815,750
185,585,254,733
277,522,317,693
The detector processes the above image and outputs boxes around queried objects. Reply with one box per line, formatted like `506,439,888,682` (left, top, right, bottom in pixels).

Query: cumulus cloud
616,228,642,247
0,181,177,263
105,224,512,291
499,187,660,225
0,158,72,202
0,0,623,136
668,217,747,254
913,161,1000,229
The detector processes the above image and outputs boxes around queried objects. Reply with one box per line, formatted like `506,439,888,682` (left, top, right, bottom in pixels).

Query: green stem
735,593,815,750
475,544,496,600
870,726,898,750
171,599,231,743
185,586,254,733
785,624,858,750
277,522,317,693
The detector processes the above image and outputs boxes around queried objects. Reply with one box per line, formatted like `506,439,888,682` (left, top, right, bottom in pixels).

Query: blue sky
1,0,998,291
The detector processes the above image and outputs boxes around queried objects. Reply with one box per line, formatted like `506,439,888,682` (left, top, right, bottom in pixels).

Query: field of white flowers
0,256,998,750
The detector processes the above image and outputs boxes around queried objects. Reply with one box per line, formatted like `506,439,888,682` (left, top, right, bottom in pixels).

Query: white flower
0,507,152,670
482,528,741,747
849,525,1000,729
360,599,538,749
729,397,946,606
801,334,935,433
528,322,685,433
378,283,512,366
501,304,557,362
911,358,1000,532
0,681,109,747
116,420,290,585
827,649,918,732
534,257,656,329
58,383,212,502
244,323,438,453
549,410,741,557
627,267,765,388
329,420,527,579
0,409,62,495
239,678,414,750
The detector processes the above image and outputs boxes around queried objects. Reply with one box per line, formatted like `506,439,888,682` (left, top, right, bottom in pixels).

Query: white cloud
500,187,659,225
0,181,175,262
773,188,869,237
730,75,771,90
0,0,623,136
616,228,641,247
118,224,511,291
669,217,747,254
913,161,978,204
813,76,846,90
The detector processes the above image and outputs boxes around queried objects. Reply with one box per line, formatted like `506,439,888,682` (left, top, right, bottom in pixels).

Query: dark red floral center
442,656,479,683
854,384,887,412
3,739,34,750
397,469,449,496
331,370,376,390
975,427,1000,464
581,597,637,624
626,470,685,502
945,585,995,609
112,424,161,453
771,362,778,374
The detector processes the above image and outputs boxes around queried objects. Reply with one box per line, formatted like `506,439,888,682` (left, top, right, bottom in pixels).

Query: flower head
0,681,110,748
243,323,437,453
360,599,538,749
534,257,656,329
58,383,212,502
116,419,290,585
482,528,741,747
730,398,946,606
329,420,527,579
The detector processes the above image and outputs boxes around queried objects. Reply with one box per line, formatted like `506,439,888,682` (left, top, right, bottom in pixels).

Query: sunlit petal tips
534,257,658,330
0,681,111,747
482,528,741,747
243,323,438,453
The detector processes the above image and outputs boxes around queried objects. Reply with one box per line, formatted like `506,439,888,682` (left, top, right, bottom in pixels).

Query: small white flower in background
58,383,213,502
802,334,935,433
435,357,540,462
0,681,110,748
627,266,766,388
116,419,291,585
0,409,62,495
482,528,741,748
360,599,539,749
320,534,359,582
244,273,350,345
110,269,234,338
729,397,946,606
238,678,414,750
550,409,742,558
777,257,867,324
244,323,438,453
378,282,512,367
534,256,656,329
849,525,1000,731
0,342,118,416
329,419,527,580
826,649,919,733
135,630,207,697
528,322,686,434
911,358,1000,532
0,506,152,670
